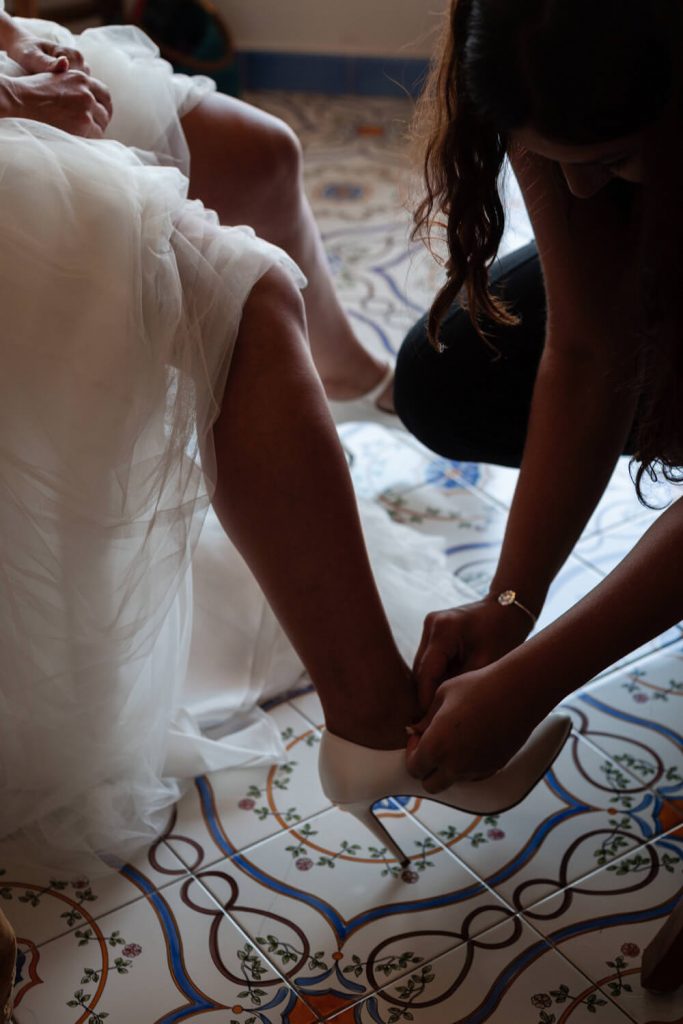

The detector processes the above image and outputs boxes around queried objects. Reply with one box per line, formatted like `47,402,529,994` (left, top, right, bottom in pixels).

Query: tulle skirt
0,17,471,873
0,19,306,871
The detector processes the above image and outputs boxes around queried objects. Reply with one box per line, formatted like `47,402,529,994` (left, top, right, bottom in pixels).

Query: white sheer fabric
0,14,471,874
0,17,306,872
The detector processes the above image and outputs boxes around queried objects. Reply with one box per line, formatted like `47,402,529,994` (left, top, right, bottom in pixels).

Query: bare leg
209,265,415,746
182,94,394,406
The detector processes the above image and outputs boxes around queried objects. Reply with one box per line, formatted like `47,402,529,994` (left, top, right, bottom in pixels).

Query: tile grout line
519,908,641,1024
170,867,321,1022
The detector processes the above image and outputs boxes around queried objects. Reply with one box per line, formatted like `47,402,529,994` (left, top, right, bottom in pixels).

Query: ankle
324,670,419,751
321,354,389,401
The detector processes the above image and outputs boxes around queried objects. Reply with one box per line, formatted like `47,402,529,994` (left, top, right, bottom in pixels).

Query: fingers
85,103,108,137
412,612,435,673
66,70,112,134
42,42,89,73
405,690,449,781
86,74,113,122
22,46,63,74
406,718,474,794
54,46,89,73
415,645,450,711
406,702,506,794
413,611,462,712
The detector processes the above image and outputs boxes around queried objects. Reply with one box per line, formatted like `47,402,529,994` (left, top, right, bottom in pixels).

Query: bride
0,10,569,1019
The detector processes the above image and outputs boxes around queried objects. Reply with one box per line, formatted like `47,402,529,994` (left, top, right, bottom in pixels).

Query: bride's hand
0,69,113,138
405,663,541,793
5,27,89,75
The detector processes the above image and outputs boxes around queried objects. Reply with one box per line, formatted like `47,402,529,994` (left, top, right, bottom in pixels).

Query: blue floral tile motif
322,183,365,200
424,458,482,491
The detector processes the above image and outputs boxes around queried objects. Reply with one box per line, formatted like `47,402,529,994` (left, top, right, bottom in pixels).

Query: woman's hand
413,597,534,713
5,28,89,75
0,69,112,138
406,661,542,792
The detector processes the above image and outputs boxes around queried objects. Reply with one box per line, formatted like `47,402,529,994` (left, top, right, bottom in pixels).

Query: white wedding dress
0,13,469,873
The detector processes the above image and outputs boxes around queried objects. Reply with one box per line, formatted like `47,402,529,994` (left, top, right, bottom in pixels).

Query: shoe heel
339,801,410,868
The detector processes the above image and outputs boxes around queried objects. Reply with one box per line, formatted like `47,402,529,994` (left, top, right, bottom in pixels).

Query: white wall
214,0,445,58
17,0,444,60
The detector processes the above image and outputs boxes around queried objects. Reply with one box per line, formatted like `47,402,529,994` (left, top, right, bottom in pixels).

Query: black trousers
394,242,635,467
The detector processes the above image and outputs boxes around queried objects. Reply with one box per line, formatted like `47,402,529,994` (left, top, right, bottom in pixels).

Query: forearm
505,495,683,713
0,12,21,49
489,340,636,615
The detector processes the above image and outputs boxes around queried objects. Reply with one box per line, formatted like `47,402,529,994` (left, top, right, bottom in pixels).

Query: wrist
485,586,542,633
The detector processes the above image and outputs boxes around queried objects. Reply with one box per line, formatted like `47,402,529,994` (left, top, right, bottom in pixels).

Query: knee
252,116,303,203
243,265,307,339
271,119,303,189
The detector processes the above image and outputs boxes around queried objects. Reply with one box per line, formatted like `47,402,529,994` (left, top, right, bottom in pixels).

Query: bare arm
0,11,18,48
414,148,641,701
408,495,683,791
408,149,663,789
488,147,640,617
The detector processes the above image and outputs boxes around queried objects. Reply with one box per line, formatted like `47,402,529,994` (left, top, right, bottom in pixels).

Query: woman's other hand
6,30,89,75
406,662,540,792
413,597,534,714
0,69,113,138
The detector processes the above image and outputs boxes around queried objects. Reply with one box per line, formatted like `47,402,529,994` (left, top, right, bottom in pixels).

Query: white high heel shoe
328,363,405,431
318,713,572,866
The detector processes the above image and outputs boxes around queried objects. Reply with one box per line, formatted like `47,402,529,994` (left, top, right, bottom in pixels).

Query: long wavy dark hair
413,0,682,499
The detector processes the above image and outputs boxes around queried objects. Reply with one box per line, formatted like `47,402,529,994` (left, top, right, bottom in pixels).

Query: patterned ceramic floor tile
579,458,673,542
13,873,314,1024
523,828,683,1024
288,689,325,732
372,475,625,637
193,806,512,1021
254,92,415,157
378,476,506,578
338,423,430,500
454,461,521,510
165,702,331,874
411,731,675,914
562,648,683,822
327,914,631,1024
0,838,188,951
533,557,604,631
577,514,666,579
572,517,683,666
